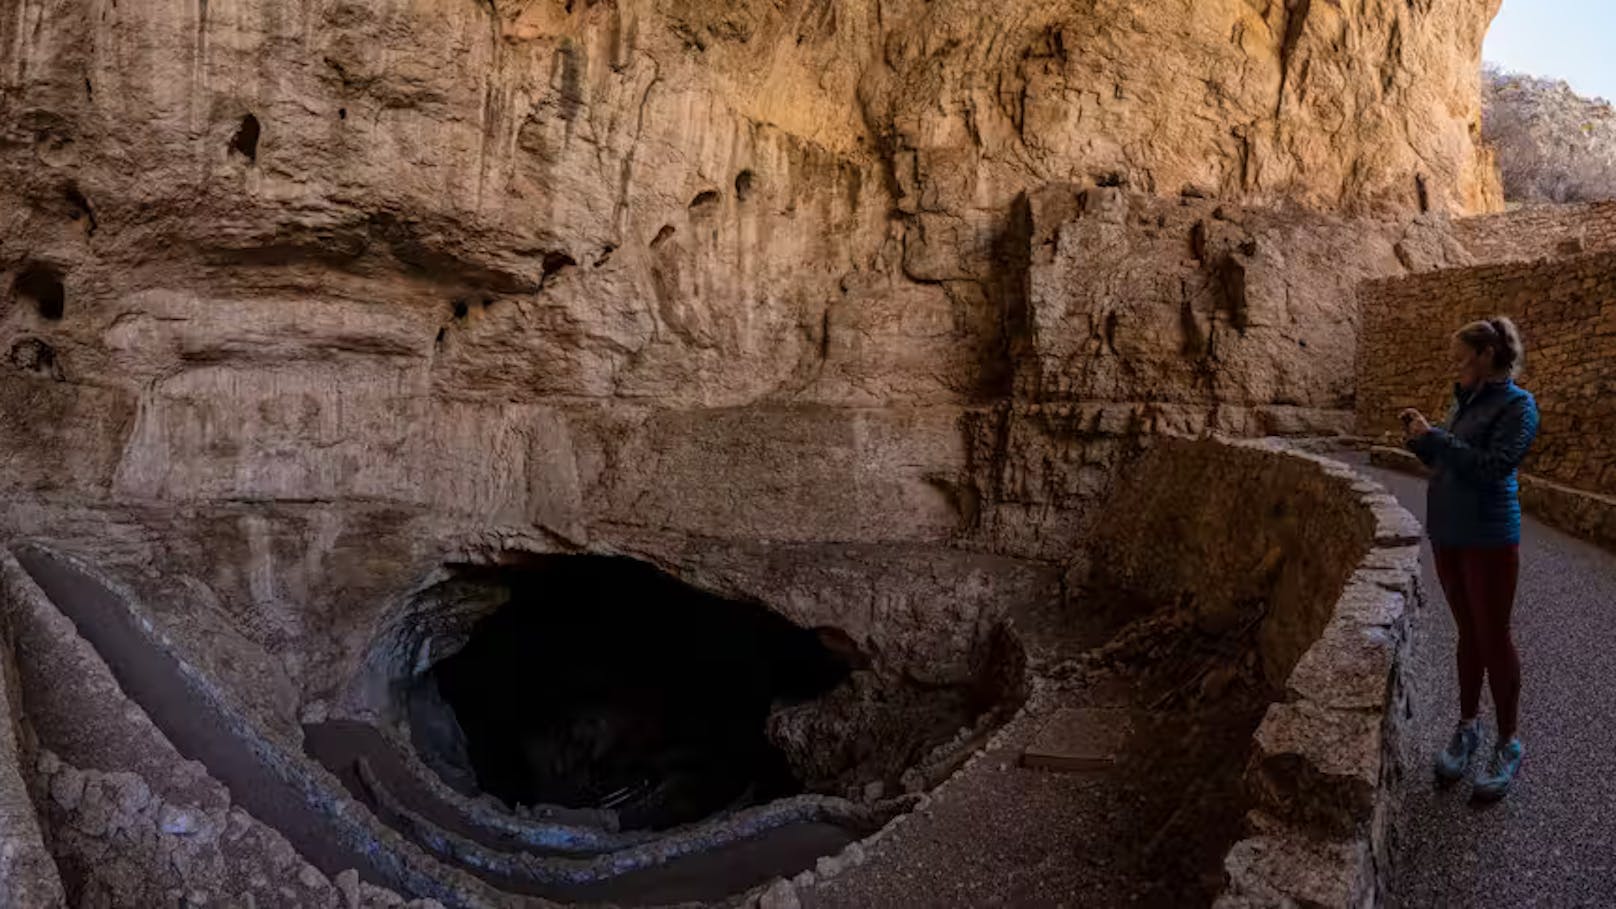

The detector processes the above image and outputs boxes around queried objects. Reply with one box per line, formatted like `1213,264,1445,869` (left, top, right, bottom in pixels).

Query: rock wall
1017,187,1409,419
943,184,1464,563
1513,470,1616,554
1483,67,1616,205
1202,443,1422,909
1451,201,1616,263
0,605,64,908
1356,250,1616,497
0,0,1506,509
0,0,1509,578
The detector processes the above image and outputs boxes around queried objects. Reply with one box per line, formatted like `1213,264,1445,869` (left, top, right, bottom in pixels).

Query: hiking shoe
1473,738,1525,801
1435,719,1481,783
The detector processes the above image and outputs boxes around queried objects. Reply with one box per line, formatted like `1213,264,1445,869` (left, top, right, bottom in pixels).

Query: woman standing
1400,316,1540,801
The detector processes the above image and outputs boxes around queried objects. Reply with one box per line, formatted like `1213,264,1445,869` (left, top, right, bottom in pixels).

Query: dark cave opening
231,113,261,162
541,251,577,282
13,266,65,320
415,556,854,831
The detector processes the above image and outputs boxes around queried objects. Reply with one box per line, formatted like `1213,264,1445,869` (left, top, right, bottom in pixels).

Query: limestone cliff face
0,0,1502,693
0,0,1505,421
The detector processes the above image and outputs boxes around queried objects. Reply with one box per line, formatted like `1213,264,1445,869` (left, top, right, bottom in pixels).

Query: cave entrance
411,556,853,831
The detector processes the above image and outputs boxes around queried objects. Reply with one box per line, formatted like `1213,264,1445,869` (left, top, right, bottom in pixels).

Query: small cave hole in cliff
64,183,97,235
689,189,721,211
8,338,62,380
735,170,757,201
541,251,576,282
13,266,65,320
411,557,853,831
231,113,261,162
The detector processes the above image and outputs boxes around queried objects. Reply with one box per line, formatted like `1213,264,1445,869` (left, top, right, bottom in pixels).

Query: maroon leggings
1432,545,1522,739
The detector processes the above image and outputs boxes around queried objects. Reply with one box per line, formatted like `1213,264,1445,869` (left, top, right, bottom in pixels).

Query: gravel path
1363,464,1616,907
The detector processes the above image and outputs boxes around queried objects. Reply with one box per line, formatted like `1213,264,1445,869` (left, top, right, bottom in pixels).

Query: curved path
13,544,866,907
1362,462,1616,906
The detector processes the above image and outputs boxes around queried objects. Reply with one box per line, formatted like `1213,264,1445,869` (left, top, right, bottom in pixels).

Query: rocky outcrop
1484,66,1616,204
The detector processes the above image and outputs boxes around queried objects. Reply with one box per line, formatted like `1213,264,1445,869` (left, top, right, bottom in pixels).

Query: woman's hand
1401,408,1432,440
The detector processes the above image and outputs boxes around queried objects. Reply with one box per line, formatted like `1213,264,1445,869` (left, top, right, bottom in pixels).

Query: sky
1484,0,1616,102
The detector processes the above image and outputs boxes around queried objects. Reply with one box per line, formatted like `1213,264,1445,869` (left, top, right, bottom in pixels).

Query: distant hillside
1484,65,1616,204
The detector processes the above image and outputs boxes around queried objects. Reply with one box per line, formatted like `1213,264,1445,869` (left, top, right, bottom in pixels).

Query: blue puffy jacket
1406,379,1540,548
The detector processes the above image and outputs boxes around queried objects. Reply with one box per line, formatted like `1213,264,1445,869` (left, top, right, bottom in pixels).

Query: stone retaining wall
1357,250,1616,499
0,549,460,909
1452,201,1616,264
1026,436,1422,906
1194,442,1423,909
1086,439,1380,689
0,571,65,908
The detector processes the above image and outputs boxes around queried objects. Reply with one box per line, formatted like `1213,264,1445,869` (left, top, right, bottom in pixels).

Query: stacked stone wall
1452,201,1616,263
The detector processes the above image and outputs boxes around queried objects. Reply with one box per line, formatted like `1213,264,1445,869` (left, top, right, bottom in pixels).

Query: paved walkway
1363,464,1616,907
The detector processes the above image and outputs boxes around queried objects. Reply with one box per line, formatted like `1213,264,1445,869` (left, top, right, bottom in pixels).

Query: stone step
1020,707,1132,772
